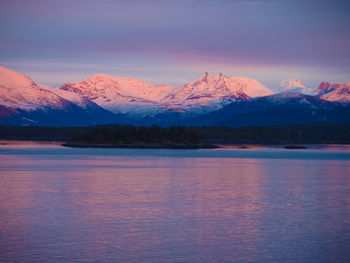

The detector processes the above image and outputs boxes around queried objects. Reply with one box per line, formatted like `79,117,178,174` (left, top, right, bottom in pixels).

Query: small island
62,125,219,149
284,145,308,149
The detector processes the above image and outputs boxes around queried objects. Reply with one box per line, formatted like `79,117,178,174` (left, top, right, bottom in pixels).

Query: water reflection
0,149,350,262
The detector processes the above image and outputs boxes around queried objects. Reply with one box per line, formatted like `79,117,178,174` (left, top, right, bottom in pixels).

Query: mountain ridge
0,66,127,126
0,65,349,127
60,72,274,117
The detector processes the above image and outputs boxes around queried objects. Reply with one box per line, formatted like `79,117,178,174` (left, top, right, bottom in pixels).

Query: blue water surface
0,141,349,262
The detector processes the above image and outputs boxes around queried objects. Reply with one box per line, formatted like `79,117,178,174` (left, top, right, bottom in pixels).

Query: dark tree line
0,123,349,144
193,123,350,143
70,125,200,144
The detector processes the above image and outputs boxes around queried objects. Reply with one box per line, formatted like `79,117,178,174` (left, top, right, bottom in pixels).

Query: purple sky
1,0,349,90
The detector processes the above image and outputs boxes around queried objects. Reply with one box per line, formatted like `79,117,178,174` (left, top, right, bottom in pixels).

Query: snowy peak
280,79,305,90
61,74,174,102
60,72,274,115
60,74,175,116
278,79,312,94
187,73,273,98
316,81,350,102
163,73,274,109
0,66,70,110
0,65,36,90
0,66,124,126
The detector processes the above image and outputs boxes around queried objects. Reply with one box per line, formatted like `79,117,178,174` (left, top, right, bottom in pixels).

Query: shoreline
62,142,220,149
1,140,350,151
1,138,350,148
1,137,350,145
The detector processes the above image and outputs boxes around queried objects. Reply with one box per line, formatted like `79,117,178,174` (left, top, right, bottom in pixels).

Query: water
0,141,350,262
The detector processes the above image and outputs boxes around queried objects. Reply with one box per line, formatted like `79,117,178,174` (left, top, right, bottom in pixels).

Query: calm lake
0,141,350,262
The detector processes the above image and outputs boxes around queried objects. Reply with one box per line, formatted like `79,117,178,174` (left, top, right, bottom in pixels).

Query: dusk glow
1,0,349,89
1,2,350,262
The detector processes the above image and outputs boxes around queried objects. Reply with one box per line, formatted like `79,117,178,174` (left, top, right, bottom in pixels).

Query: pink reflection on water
0,140,63,149
0,150,350,262
0,155,268,261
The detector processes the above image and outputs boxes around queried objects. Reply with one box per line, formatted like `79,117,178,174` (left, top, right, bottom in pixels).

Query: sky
1,0,349,91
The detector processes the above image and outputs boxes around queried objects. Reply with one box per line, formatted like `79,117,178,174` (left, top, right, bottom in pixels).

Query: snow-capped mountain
162,73,274,112
0,66,72,111
1,65,349,127
61,72,274,117
278,80,313,94
315,81,350,103
0,66,122,126
60,74,175,118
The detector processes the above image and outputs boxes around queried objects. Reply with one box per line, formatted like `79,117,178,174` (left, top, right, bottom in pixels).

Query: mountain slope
60,74,175,118
178,93,344,127
315,81,350,102
0,66,72,111
60,73,274,117
0,66,125,126
217,105,350,127
162,73,274,115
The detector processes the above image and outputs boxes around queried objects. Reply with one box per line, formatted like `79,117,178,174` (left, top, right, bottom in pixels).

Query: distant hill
179,93,350,127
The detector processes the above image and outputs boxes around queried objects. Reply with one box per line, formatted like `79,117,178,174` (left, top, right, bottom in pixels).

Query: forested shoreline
0,123,349,144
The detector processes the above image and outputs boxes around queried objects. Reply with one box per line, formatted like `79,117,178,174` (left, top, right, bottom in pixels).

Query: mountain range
0,65,349,127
